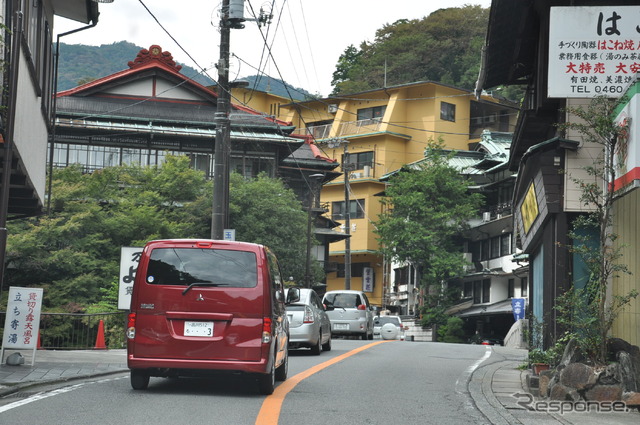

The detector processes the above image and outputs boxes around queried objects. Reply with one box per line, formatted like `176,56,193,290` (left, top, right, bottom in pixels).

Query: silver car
322,290,374,340
285,288,332,354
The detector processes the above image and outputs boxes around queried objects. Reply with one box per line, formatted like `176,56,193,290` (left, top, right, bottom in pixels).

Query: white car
373,315,405,339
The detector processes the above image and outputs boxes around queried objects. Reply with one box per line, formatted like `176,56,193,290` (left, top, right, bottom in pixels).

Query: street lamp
305,174,325,288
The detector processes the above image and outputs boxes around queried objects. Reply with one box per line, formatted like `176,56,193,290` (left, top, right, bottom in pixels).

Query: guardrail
0,311,127,350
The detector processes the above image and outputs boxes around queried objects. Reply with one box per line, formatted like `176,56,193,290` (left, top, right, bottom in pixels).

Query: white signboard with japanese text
362,267,374,292
118,246,143,310
549,6,640,98
1,287,43,365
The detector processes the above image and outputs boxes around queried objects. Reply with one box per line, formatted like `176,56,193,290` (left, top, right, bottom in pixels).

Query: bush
440,316,466,343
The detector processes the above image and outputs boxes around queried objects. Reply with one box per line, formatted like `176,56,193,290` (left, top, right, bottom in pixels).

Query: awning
457,299,513,317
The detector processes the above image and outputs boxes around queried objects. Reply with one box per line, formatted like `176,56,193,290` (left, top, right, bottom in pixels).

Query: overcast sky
55,0,491,97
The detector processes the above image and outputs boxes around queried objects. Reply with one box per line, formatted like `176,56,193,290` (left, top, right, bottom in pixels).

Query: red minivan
126,239,299,395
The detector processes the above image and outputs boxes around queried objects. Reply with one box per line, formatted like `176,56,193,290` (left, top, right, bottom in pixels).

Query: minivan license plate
334,323,349,330
184,321,214,337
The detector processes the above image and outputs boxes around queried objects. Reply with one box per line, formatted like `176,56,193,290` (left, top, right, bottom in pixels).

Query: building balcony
302,118,384,140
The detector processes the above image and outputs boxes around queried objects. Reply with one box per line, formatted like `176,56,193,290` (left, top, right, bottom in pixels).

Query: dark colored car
127,239,299,395
468,333,504,346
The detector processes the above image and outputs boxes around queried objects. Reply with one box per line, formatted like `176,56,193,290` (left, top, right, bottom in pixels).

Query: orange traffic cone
94,320,107,350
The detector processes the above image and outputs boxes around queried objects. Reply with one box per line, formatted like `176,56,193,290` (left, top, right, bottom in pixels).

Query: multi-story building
1,0,101,219
278,81,519,308
0,1,103,292
477,0,640,347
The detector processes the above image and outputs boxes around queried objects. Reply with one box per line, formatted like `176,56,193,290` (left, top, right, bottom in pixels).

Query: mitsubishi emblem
196,293,205,301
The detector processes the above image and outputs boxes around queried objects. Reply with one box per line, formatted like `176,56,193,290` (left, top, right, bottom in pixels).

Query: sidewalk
471,346,640,425
0,349,127,397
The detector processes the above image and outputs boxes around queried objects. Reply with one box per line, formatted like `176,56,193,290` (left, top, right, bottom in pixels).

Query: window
521,277,528,297
463,281,473,298
508,279,515,298
490,237,500,258
481,240,490,261
343,151,373,170
473,281,482,304
332,199,365,220
440,102,456,122
146,248,258,288
357,105,386,121
482,279,491,303
501,234,512,256
337,262,370,278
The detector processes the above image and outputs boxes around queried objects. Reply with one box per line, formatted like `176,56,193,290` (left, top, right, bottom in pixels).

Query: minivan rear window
324,293,361,308
145,248,258,288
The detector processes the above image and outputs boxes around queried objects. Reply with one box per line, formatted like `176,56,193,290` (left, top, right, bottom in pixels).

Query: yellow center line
255,340,391,425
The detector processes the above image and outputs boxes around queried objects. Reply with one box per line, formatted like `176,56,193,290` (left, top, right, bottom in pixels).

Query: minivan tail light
126,313,136,339
303,305,314,323
262,317,272,343
357,304,366,311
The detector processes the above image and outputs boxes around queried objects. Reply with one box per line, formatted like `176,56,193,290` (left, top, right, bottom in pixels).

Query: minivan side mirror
286,287,300,304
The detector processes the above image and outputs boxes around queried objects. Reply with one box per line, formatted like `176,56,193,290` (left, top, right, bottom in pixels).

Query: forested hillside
56,41,309,100
331,5,491,96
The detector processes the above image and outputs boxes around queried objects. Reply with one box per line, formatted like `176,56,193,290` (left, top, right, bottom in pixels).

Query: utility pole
328,138,352,290
211,0,233,240
305,174,324,288
343,149,352,290
211,0,270,239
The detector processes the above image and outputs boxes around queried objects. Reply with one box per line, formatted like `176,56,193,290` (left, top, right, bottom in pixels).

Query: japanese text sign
2,287,43,349
118,246,142,310
549,6,640,98
362,267,374,292
512,298,526,322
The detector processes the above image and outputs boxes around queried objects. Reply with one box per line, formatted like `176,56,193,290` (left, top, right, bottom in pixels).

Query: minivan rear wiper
182,281,227,295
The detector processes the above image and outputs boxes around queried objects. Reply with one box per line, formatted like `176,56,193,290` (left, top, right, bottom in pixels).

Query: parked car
285,288,332,354
468,333,504,346
373,315,405,339
126,239,299,395
322,290,374,340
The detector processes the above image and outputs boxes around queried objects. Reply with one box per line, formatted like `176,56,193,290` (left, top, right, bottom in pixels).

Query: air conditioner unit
350,172,362,179
482,212,491,222
328,104,338,114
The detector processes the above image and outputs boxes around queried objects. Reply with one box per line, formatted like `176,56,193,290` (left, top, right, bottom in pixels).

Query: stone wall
539,338,640,408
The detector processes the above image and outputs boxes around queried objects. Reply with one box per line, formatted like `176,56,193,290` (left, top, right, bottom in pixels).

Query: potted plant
527,348,551,375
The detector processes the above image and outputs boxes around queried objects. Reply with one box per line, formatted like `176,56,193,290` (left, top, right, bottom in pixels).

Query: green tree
4,157,321,310
331,6,490,96
5,156,208,309
229,172,323,285
375,140,483,326
553,96,638,364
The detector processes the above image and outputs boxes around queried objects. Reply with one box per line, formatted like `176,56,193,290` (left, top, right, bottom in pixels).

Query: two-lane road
0,339,493,424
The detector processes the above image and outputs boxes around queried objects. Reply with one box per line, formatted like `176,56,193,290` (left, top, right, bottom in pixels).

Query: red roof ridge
128,45,182,71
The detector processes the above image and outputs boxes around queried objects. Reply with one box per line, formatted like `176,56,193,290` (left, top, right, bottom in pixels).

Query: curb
0,368,128,398
469,360,522,425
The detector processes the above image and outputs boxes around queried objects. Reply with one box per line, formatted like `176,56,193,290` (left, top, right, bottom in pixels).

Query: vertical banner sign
362,267,374,292
1,287,43,365
549,6,640,98
512,298,526,321
118,247,143,310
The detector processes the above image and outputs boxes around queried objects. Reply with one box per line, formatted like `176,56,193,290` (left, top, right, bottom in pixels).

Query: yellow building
281,82,519,309
235,81,518,310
